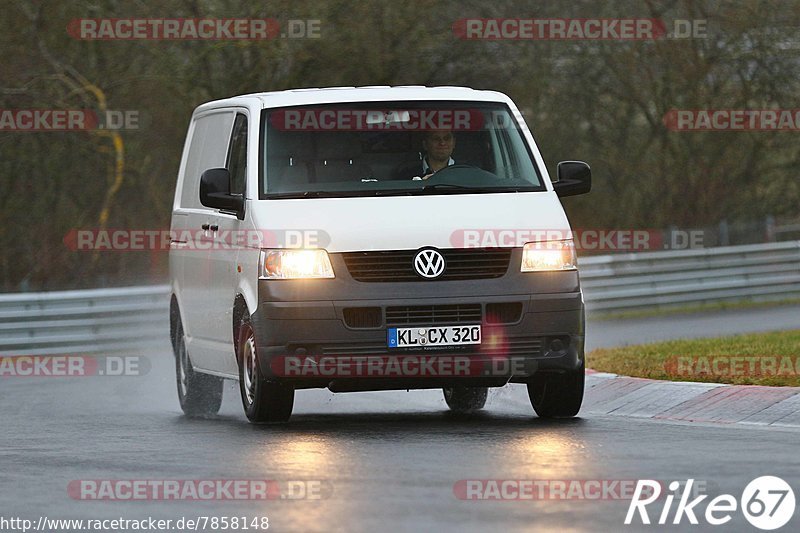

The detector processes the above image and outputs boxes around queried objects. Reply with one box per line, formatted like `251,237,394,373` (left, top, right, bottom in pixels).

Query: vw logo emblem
413,248,446,279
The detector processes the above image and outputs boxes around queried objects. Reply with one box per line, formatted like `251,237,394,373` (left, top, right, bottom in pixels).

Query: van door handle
201,223,210,230
210,224,219,231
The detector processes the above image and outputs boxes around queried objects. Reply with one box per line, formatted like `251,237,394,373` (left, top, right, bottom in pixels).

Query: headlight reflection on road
268,438,332,471
252,437,346,527
503,432,590,476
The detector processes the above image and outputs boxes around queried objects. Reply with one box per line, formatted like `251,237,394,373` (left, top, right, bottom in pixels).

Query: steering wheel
425,164,498,182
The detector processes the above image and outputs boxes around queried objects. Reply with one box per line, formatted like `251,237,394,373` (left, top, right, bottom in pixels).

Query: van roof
194,86,514,113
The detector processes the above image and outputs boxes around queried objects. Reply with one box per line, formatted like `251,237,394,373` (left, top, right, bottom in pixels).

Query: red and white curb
584,370,800,427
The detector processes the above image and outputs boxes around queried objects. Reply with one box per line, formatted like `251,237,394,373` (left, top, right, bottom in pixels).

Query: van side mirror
199,168,244,217
554,161,591,197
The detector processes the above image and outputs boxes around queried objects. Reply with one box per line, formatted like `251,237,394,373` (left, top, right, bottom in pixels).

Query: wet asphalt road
586,303,800,349
2,306,799,532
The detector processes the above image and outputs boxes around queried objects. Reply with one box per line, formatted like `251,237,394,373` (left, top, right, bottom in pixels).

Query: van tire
175,322,223,417
237,316,294,424
527,365,584,418
443,386,488,412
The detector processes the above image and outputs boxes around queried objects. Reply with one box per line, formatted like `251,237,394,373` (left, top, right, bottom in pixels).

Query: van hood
246,191,572,253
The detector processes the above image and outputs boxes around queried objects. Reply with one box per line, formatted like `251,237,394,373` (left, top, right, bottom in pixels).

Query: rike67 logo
626,477,795,530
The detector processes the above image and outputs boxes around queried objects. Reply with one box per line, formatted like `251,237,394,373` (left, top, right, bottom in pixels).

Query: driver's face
423,131,455,161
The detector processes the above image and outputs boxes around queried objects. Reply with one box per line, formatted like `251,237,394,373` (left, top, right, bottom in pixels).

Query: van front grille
320,337,543,357
341,248,512,282
342,302,522,329
385,304,482,326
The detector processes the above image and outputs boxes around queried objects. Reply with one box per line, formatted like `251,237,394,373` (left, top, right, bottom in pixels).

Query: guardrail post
719,219,730,246
765,215,776,242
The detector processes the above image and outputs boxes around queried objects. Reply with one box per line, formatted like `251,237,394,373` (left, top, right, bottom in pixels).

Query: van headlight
259,249,335,279
521,240,577,272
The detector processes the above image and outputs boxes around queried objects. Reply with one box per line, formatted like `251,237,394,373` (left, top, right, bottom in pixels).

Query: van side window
180,112,235,208
227,114,248,195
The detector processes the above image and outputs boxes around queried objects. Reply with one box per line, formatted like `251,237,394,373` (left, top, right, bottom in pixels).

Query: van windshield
259,101,545,199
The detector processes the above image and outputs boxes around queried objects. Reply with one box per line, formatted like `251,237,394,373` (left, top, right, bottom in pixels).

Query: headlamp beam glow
259,249,335,279
521,240,577,272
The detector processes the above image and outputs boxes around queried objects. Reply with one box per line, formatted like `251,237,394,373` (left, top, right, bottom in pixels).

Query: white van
169,86,591,423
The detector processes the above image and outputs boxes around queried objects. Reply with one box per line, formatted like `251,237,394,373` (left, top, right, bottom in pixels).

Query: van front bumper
250,252,585,391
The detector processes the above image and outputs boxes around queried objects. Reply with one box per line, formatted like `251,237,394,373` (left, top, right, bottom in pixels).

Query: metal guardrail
0,285,169,356
0,242,798,355
579,241,800,311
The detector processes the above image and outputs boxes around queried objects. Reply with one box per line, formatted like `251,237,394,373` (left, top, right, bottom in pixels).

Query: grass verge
588,329,800,386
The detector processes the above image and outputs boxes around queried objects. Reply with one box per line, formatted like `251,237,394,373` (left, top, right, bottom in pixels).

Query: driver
396,129,456,180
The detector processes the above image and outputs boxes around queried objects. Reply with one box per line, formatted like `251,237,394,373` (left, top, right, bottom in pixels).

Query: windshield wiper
264,191,342,199
414,183,536,194
421,183,474,191
362,184,480,197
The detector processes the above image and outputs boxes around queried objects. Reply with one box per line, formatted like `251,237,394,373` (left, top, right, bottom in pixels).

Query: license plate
387,325,481,348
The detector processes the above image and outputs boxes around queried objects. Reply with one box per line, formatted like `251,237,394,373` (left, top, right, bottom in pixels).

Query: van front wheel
527,366,584,418
237,316,294,424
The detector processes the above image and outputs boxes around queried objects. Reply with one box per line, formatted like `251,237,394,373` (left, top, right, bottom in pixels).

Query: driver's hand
412,171,435,181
